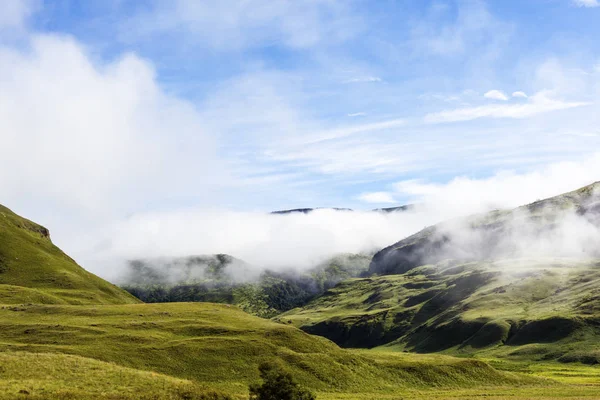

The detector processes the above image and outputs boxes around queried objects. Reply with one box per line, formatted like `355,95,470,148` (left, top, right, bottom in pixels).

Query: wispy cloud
572,0,599,7
484,90,509,101
425,91,591,123
347,112,367,117
344,76,383,83
291,119,406,145
512,91,528,98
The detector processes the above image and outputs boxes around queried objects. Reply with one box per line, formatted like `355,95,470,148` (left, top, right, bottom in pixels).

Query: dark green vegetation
121,253,371,317
279,259,600,362
249,362,316,400
0,205,138,305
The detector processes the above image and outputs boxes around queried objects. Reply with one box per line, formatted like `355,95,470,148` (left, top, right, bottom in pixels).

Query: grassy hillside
277,183,600,363
278,258,600,364
0,302,544,398
0,352,231,400
0,204,138,305
0,306,599,399
369,182,600,276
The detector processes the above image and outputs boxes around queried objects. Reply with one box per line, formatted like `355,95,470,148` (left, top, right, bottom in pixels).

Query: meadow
0,302,598,399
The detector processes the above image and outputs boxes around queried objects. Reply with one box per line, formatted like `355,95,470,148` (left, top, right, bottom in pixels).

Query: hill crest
369,182,600,276
0,204,138,305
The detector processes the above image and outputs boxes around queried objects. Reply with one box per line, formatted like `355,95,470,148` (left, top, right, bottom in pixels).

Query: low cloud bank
107,175,600,283
108,208,435,281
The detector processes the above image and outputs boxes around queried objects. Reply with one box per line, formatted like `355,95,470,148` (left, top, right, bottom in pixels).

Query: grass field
0,351,232,400
1,301,584,399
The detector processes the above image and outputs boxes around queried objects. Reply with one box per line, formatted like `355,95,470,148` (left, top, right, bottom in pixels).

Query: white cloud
347,112,367,117
344,76,383,83
0,34,232,272
573,0,599,7
512,91,528,98
484,90,509,101
281,119,406,146
104,154,600,280
108,208,429,278
358,192,396,204
198,57,600,185
0,0,38,29
393,153,600,217
425,91,591,123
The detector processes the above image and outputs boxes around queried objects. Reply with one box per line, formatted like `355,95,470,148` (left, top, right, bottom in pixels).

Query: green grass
0,352,231,399
0,302,544,398
0,205,138,305
278,258,600,364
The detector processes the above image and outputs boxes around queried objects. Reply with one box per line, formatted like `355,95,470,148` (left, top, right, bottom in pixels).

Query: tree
249,362,316,400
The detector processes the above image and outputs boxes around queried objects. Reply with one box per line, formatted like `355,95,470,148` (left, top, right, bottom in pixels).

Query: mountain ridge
278,182,600,364
271,204,414,214
369,182,600,276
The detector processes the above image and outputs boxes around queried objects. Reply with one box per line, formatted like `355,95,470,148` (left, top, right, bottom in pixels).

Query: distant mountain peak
270,205,414,215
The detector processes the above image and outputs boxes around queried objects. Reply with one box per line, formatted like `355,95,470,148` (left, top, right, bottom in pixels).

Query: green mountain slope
279,183,600,364
278,259,600,362
369,182,600,276
0,204,138,305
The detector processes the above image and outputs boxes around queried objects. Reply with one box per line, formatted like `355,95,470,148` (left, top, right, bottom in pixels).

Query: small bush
249,362,316,400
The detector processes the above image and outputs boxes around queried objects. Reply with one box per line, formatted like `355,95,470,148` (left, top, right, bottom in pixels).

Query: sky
1,0,600,278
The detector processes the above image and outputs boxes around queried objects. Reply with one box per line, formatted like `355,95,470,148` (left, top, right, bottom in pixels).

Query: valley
1,184,600,398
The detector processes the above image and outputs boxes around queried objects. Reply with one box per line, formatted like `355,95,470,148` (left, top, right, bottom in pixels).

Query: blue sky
2,0,600,276
5,0,600,207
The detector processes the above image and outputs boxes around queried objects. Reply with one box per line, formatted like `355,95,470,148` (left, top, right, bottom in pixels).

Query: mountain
122,253,257,286
0,204,138,305
121,253,371,317
271,205,414,214
278,183,600,364
271,207,353,214
372,204,416,213
369,182,600,275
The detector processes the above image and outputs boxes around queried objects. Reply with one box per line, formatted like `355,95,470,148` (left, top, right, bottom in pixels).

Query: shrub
249,362,316,400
